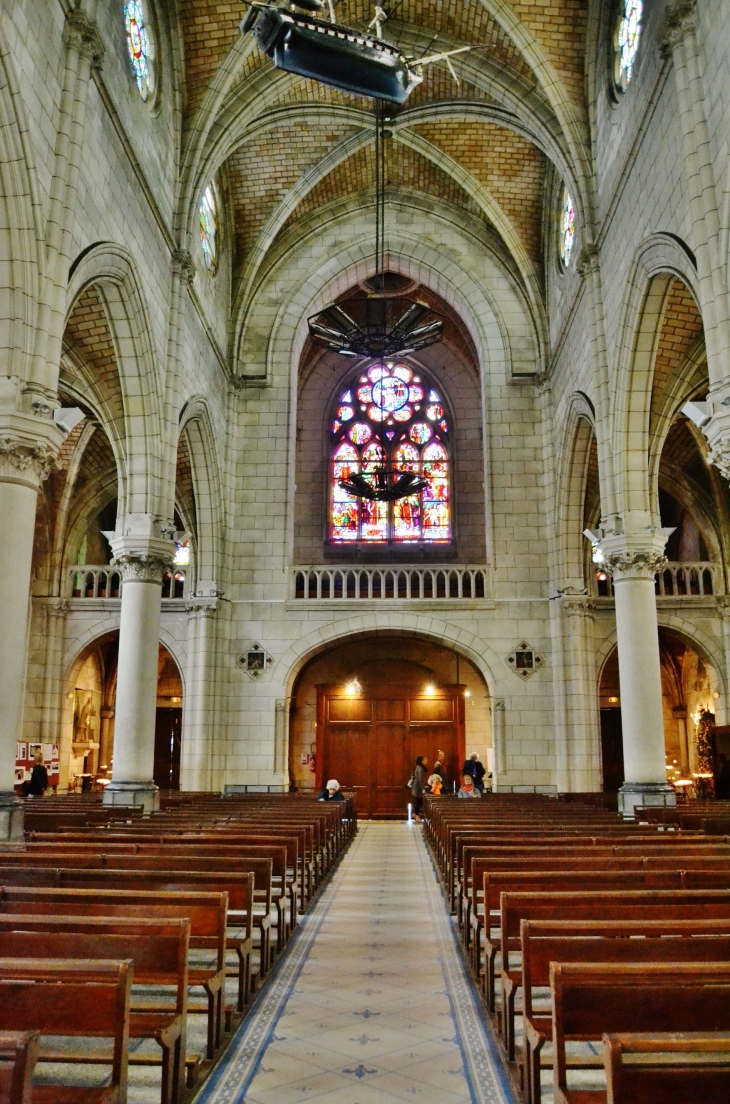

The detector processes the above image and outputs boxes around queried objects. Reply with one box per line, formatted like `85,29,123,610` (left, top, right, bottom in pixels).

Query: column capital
172,249,196,284
113,553,171,584
660,0,696,58
185,599,218,617
577,243,600,279
598,531,668,581
109,514,176,576
65,9,105,67
0,413,64,490
562,596,596,618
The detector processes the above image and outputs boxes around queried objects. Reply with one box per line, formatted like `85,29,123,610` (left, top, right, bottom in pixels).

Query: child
458,773,480,799
426,773,442,796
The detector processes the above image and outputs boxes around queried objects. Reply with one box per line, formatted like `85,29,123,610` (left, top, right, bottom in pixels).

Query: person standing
26,749,48,797
461,752,486,793
410,755,428,820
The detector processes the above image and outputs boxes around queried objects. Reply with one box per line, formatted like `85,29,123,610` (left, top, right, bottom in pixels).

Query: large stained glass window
124,0,156,101
560,187,575,268
199,185,218,272
330,363,451,544
614,0,643,93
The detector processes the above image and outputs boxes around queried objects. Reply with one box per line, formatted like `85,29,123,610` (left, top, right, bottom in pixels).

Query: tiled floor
198,821,516,1104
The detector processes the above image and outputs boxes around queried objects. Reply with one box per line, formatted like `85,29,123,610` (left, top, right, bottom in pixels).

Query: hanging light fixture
308,102,444,359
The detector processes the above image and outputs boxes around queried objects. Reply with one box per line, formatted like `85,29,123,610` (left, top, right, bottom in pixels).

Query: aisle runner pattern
198,821,516,1104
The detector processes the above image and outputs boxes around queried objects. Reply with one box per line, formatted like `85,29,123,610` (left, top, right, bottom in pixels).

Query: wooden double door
316,686,465,818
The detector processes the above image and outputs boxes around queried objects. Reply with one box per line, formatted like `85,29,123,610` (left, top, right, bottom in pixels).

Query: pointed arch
178,398,224,588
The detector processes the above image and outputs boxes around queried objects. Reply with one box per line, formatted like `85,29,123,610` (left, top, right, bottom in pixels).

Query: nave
198,821,514,1104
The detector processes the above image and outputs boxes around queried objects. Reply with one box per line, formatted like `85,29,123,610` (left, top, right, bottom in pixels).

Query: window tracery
124,0,156,101
199,185,218,272
614,0,643,92
560,187,575,268
330,364,450,544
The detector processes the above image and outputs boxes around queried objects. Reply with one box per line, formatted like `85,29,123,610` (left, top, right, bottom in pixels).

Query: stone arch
66,243,163,515
279,616,502,702
612,235,703,519
178,398,224,587
555,392,599,587
0,32,44,383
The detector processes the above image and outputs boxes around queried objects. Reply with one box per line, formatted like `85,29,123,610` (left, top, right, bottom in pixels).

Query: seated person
426,773,443,795
317,778,344,802
457,773,480,799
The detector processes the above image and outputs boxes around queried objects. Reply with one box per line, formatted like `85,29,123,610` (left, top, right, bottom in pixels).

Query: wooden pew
0,957,131,1103
520,919,730,1104
477,869,730,1010
602,1032,730,1104
0,917,188,1104
550,962,730,1104
496,889,730,1061
0,1031,38,1104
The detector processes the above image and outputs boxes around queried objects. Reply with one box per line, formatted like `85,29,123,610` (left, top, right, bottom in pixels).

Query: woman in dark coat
411,756,428,820
26,750,48,796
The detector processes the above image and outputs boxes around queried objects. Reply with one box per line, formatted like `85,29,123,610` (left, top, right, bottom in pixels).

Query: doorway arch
288,632,491,818
597,626,722,793
59,634,184,792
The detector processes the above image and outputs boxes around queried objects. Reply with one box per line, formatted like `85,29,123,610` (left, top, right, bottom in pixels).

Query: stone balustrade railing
593,561,723,599
292,565,488,600
66,565,188,599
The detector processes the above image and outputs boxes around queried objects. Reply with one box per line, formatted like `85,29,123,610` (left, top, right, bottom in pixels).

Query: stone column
561,596,602,791
600,533,675,816
39,599,69,746
102,533,172,812
492,699,506,789
98,706,114,774
673,707,690,776
0,413,62,837
180,601,217,792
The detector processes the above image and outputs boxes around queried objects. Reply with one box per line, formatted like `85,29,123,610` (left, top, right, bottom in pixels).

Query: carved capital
65,10,104,67
172,249,195,285
577,243,600,279
46,599,69,620
717,595,730,615
0,435,59,487
562,597,596,618
185,600,217,617
603,550,667,581
112,553,171,584
660,0,696,58
708,438,730,482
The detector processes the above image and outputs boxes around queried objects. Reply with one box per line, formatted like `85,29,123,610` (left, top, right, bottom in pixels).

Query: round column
0,428,60,838
102,554,168,812
602,537,676,816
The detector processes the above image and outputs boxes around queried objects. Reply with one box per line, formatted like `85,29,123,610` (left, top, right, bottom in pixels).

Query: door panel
372,721,408,816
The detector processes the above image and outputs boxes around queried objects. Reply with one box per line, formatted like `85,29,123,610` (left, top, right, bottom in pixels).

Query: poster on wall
14,740,60,792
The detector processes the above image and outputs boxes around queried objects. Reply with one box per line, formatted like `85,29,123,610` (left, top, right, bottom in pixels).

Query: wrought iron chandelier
307,102,444,359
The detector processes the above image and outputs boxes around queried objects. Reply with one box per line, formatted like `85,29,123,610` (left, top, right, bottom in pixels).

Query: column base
0,792,24,839
102,781,159,814
618,781,676,819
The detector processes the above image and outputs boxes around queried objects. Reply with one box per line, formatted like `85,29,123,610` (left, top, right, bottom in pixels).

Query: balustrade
67,565,188,599
292,565,487,600
592,561,722,599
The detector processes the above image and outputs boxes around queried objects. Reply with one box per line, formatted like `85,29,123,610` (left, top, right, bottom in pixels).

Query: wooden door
600,708,624,793
317,686,464,818
153,708,182,791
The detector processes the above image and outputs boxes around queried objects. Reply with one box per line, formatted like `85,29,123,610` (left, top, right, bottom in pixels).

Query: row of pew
424,792,730,1104
0,792,356,1103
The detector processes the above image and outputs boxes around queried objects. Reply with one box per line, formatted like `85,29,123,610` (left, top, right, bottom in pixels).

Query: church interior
1,0,730,1101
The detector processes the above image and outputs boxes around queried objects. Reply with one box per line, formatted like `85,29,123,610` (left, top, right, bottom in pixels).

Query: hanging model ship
240,0,474,104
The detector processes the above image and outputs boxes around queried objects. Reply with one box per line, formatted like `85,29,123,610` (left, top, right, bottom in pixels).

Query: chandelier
308,101,444,359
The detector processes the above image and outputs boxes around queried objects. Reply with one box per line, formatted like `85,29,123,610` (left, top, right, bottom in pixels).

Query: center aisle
198,821,516,1104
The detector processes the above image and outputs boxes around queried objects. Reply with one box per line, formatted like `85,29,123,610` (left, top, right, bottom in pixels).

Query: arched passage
55,633,184,793
288,631,491,818
598,627,722,795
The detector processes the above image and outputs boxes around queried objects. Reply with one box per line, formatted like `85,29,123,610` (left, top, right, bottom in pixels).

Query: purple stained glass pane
385,430,396,440
439,419,448,432
348,422,372,445
332,420,341,434
357,385,372,403
408,384,424,403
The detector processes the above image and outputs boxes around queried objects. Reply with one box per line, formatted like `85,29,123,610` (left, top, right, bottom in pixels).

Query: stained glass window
329,363,451,544
199,185,218,273
124,0,155,101
614,1,643,93
173,541,190,566
560,187,575,268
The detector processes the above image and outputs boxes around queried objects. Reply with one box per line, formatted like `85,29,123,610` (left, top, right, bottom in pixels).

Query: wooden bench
0,1031,38,1104
550,962,730,1104
496,889,730,1062
602,1032,730,1103
520,919,730,1104
0,957,131,1103
0,916,189,1104
477,869,730,1010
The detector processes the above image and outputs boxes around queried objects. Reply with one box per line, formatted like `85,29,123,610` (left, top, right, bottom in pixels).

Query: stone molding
577,243,599,280
185,599,218,617
660,0,696,58
65,9,104,67
0,435,60,488
113,553,171,584
562,596,596,618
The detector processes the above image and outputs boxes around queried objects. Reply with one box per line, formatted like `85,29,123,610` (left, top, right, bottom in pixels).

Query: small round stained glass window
199,185,218,273
124,1,156,101
560,187,575,268
614,1,643,93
